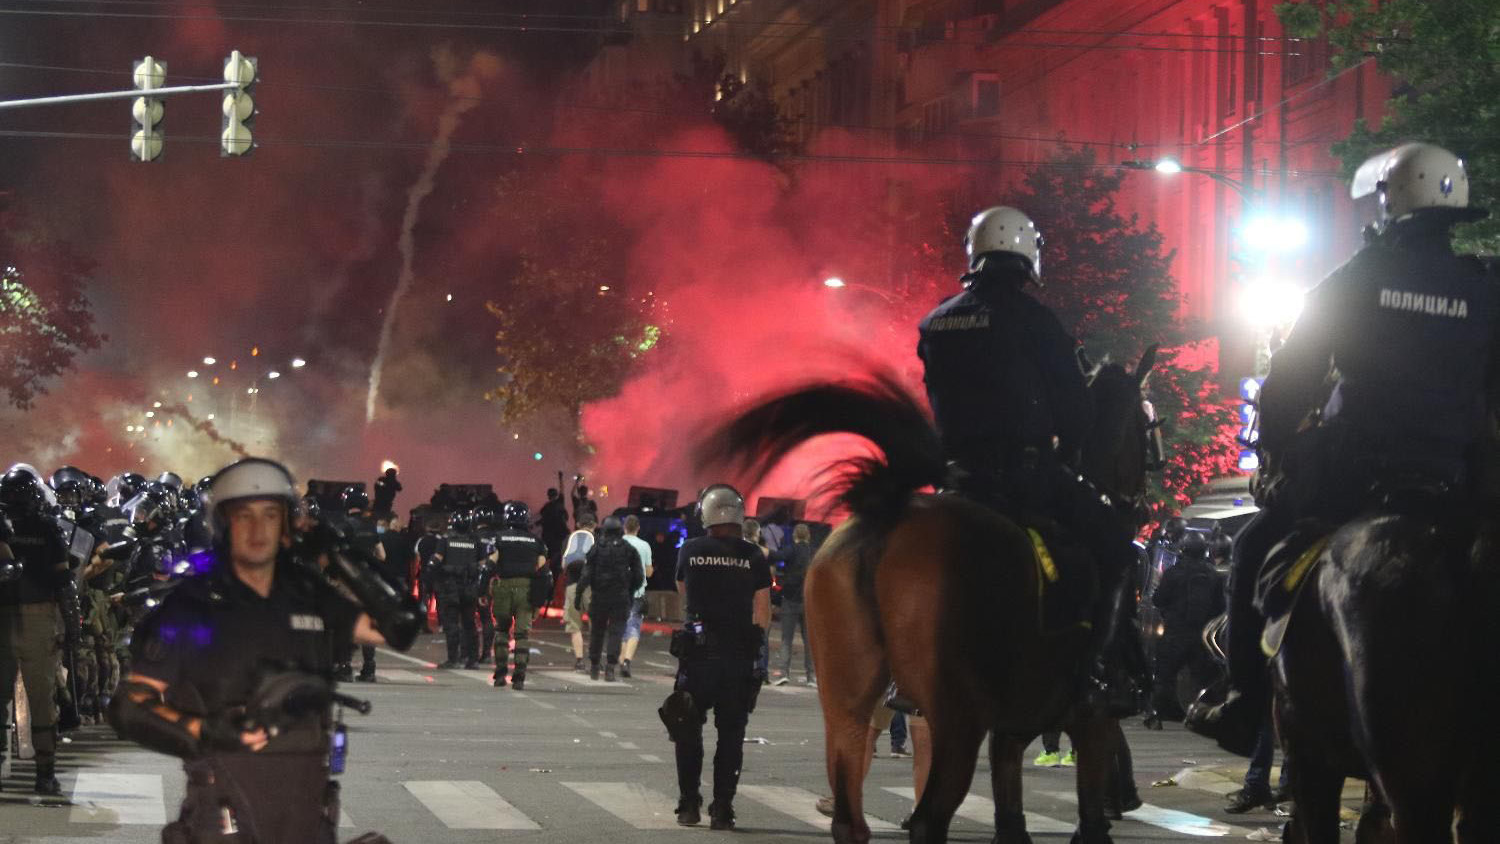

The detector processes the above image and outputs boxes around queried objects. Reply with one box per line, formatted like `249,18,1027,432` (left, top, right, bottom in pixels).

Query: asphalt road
1,619,1350,843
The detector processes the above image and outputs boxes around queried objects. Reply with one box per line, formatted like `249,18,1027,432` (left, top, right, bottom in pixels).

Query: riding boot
511,640,529,690
1082,569,1132,699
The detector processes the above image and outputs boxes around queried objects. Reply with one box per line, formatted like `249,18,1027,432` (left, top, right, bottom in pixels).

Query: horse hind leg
908,715,985,844
1283,750,1345,844
806,546,887,844
989,733,1033,844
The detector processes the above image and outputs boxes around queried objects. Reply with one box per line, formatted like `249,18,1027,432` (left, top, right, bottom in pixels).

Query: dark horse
1272,486,1500,842
697,349,1156,844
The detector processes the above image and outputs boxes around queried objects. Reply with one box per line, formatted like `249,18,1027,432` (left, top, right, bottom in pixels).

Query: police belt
670,623,759,660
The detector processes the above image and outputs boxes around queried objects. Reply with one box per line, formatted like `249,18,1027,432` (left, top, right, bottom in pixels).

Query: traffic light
221,50,257,157
130,56,165,162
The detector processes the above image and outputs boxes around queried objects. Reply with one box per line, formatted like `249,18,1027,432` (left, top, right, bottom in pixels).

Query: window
972,74,1001,118
1283,36,1329,87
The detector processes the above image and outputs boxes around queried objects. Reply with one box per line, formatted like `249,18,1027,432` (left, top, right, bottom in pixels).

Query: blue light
533,452,543,461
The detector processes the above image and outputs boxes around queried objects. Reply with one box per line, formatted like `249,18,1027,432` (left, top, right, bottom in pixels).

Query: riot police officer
917,206,1140,692
414,518,443,633
0,469,71,794
661,485,771,830
1144,531,1223,728
336,487,386,683
1190,143,1500,754
480,501,547,689
433,511,493,669
108,457,419,844
471,507,500,664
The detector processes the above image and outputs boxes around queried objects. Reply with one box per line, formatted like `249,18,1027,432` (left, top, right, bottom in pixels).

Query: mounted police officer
917,206,1140,694
1189,143,1499,754
107,457,419,843
662,485,771,830
481,501,547,689
0,468,71,794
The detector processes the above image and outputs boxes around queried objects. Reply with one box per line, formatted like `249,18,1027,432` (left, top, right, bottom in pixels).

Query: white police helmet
203,457,299,541
698,484,746,528
964,206,1043,278
1352,142,1470,224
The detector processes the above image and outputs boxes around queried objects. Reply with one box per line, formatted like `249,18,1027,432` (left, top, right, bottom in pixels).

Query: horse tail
695,371,946,528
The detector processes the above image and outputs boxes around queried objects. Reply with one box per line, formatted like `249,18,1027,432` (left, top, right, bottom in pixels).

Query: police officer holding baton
661,485,771,830
108,457,420,844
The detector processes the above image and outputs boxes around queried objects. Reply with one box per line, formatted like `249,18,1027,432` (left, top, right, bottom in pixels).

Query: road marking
512,691,556,710
376,669,429,683
618,741,640,750
739,785,898,831
563,781,680,829
642,660,672,669
449,668,495,684
566,713,593,727
767,683,810,695
376,647,439,669
69,773,166,825
1043,791,1238,837
340,809,354,827
405,781,540,830
884,787,1072,834
598,731,618,738
638,754,664,763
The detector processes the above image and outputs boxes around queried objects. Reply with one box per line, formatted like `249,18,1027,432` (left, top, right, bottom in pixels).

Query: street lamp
1153,157,1183,175
291,358,306,369
1238,277,1305,329
823,277,846,289
203,356,216,366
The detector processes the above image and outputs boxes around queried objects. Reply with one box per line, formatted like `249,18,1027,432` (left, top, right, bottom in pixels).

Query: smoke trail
365,50,502,423
158,403,250,458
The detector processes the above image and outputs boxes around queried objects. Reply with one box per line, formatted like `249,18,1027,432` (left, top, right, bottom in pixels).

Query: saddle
1256,527,1332,658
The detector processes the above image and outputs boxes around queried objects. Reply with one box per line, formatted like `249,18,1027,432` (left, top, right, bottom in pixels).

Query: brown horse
1272,494,1500,842
697,351,1156,844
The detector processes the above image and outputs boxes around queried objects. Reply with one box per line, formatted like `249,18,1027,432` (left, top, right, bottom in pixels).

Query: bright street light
206,414,215,420
267,371,280,380
1239,277,1305,329
152,401,162,408
1240,215,1310,252
145,411,155,418
187,370,199,378
291,358,306,369
203,356,216,366
823,277,847,289
1154,157,1183,175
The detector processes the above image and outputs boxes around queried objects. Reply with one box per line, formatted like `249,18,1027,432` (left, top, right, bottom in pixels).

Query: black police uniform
578,536,643,672
414,531,441,629
372,474,401,517
1149,544,1224,718
671,534,771,813
0,510,70,788
435,531,482,667
918,268,1139,684
339,513,382,681
473,526,499,662
485,527,548,684
1220,210,1500,715
124,558,360,844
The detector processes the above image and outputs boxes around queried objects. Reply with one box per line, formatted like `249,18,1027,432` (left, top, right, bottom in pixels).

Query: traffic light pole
0,82,237,110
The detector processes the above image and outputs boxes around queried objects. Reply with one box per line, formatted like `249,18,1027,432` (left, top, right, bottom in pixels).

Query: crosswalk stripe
563,781,680,829
404,781,540,830
739,785,899,831
375,647,439,669
536,670,635,688
1042,791,1238,837
883,787,1073,834
339,809,354,827
376,669,429,683
69,773,166,825
639,754,664,763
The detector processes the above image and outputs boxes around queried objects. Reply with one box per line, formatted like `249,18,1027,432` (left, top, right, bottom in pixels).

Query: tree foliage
485,175,659,423
0,214,103,409
1009,147,1240,511
1277,0,1500,252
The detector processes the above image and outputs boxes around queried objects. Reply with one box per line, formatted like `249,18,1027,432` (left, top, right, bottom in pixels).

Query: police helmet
698,484,746,529
964,206,1043,279
1178,530,1210,560
51,465,91,508
1352,142,1471,225
145,480,180,514
298,494,322,522
341,486,370,513
0,469,48,515
472,507,497,529
157,471,184,491
502,500,530,529
1161,517,1188,544
107,472,149,508
124,489,172,529
448,510,472,533
203,457,300,542
600,515,624,539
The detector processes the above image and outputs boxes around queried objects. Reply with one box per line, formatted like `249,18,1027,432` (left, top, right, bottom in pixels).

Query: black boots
604,664,617,683
589,661,601,681
708,801,735,830
620,659,632,679
676,797,701,826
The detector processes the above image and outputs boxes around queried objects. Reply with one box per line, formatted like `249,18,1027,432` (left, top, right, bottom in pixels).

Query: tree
1277,0,1500,252
1009,147,1240,511
0,215,103,410
484,175,660,423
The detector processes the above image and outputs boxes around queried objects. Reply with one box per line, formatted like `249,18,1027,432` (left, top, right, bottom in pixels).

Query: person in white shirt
619,515,655,678
562,514,596,672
